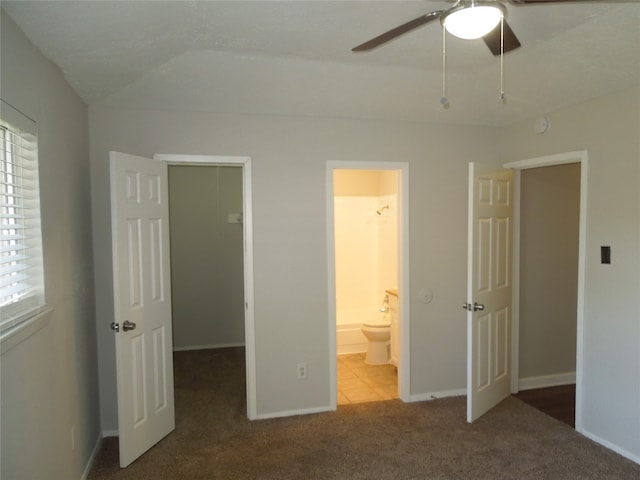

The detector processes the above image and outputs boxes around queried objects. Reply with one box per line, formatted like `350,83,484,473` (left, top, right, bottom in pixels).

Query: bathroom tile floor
337,353,398,405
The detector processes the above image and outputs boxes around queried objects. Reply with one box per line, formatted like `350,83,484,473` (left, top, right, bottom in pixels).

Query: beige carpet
88,348,640,479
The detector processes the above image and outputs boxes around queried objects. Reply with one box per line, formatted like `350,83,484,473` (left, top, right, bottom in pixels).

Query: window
0,100,46,334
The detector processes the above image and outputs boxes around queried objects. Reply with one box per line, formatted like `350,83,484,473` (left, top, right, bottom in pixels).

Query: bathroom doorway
326,161,410,408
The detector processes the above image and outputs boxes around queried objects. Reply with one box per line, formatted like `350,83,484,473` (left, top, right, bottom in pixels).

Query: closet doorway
156,154,257,420
506,150,588,432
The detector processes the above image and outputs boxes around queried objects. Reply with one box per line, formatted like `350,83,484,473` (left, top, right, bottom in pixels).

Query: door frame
504,149,588,433
154,154,257,420
326,161,411,405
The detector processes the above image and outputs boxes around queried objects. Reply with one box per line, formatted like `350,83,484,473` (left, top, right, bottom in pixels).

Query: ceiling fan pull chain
500,16,506,103
441,26,449,109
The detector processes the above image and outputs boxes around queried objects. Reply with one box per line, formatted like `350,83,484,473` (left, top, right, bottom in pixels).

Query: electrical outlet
296,362,307,380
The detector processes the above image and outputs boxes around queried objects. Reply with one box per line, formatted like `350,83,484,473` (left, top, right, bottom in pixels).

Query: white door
110,151,175,467
466,163,513,423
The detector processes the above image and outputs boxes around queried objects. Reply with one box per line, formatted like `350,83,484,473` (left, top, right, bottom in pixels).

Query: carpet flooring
88,348,640,480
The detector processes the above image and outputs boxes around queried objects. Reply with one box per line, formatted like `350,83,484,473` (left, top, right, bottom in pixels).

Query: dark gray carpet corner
88,348,640,479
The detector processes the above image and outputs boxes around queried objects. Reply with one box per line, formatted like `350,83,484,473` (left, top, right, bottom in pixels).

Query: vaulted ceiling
3,1,639,126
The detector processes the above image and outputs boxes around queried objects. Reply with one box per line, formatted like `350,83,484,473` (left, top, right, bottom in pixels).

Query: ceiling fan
352,0,608,57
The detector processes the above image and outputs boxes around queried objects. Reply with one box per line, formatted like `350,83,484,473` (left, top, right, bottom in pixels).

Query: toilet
361,317,391,365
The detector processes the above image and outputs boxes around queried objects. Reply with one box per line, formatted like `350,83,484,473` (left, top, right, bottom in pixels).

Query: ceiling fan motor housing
441,2,508,40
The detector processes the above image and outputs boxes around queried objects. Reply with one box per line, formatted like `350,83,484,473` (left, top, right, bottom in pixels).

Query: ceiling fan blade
483,20,521,56
509,0,572,3
352,11,443,52
509,0,636,3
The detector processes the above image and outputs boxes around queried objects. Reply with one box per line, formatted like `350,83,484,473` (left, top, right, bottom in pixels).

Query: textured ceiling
3,0,640,126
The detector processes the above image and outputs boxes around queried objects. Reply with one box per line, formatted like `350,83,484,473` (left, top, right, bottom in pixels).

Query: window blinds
0,100,45,333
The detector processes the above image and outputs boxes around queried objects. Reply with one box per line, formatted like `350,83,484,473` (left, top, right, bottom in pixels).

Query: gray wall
89,105,503,427
168,165,245,349
90,89,640,463
501,86,640,460
0,11,100,480
519,163,580,380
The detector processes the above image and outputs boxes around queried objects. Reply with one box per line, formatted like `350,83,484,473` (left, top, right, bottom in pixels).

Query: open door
110,151,175,467
466,163,513,423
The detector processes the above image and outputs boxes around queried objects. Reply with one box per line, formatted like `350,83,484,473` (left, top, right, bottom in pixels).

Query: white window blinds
0,100,46,333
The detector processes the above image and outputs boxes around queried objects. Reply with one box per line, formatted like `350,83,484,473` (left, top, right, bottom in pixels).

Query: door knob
473,302,485,311
462,302,485,311
122,320,137,332
110,322,119,332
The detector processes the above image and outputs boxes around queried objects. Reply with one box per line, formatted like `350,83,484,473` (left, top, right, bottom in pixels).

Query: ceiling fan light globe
443,6,503,40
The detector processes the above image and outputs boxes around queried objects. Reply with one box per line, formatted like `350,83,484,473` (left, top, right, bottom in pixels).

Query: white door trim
153,154,257,420
326,161,411,405
504,149,588,433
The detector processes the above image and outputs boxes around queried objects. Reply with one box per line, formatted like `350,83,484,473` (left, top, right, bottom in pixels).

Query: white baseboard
80,434,103,480
81,430,119,479
173,342,245,352
337,345,367,355
255,405,333,420
409,388,466,403
579,428,640,465
518,372,576,391
407,373,576,403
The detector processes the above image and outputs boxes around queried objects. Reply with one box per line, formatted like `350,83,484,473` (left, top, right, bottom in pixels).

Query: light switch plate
227,213,243,224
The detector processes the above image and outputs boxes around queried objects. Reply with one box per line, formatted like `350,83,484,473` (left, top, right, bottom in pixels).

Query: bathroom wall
168,165,245,350
334,195,380,323
333,170,398,328
377,193,398,299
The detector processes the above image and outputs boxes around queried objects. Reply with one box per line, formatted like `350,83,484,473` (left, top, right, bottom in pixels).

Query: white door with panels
110,151,175,467
466,163,513,423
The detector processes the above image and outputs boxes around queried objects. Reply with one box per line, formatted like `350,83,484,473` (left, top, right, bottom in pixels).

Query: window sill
0,306,53,355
